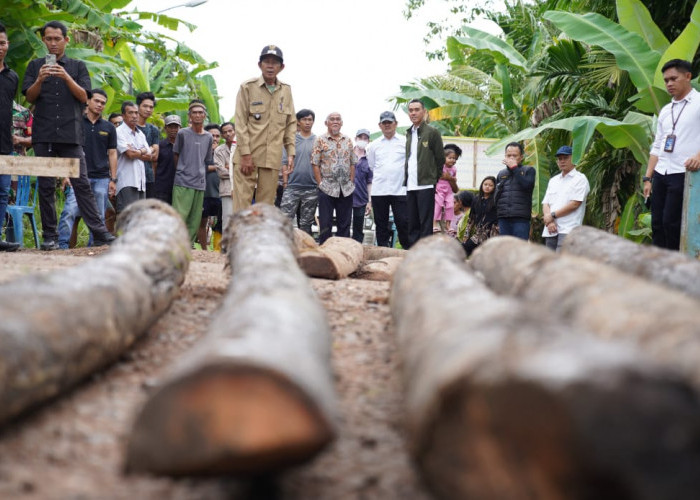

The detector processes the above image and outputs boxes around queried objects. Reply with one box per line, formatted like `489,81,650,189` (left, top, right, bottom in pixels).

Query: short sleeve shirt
542,168,590,236
83,115,116,178
22,56,91,144
173,127,213,191
311,133,357,197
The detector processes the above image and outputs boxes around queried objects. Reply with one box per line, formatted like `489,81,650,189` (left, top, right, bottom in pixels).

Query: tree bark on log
0,200,190,426
392,236,700,500
562,226,700,299
353,257,403,281
126,204,338,476
471,236,700,385
297,236,363,280
362,245,406,262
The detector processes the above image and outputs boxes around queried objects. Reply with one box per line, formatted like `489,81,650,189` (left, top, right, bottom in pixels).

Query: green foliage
3,0,221,124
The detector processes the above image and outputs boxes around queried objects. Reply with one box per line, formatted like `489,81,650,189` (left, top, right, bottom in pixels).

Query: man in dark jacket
404,99,445,248
495,142,535,240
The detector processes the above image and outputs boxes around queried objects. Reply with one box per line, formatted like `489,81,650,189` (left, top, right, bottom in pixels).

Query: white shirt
116,123,151,194
407,125,431,191
651,88,700,175
542,168,590,236
366,133,406,196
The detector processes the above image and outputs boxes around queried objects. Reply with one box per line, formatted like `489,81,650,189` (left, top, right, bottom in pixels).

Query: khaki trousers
232,165,279,212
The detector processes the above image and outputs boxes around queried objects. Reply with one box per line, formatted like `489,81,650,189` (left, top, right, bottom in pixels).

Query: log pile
470,236,700,385
562,225,700,299
0,200,190,426
126,204,338,476
391,235,700,500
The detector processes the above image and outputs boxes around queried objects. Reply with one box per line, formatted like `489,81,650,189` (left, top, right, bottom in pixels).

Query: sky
129,0,501,138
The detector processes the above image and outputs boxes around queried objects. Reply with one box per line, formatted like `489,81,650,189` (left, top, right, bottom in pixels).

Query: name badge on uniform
664,134,676,153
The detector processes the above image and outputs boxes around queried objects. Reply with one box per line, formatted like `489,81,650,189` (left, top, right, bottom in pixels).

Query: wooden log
0,199,190,426
352,257,403,281
297,236,363,280
471,236,700,385
126,204,338,476
392,235,700,500
293,227,318,252
562,225,700,299
0,155,79,177
362,244,406,262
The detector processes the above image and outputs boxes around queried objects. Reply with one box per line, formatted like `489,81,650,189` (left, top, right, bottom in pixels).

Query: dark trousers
352,205,366,244
498,217,531,240
34,142,109,242
651,171,685,250
318,189,352,244
406,187,435,248
372,195,409,248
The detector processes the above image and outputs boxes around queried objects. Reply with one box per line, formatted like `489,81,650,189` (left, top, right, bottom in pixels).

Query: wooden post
681,170,700,258
471,236,700,385
0,200,190,426
126,204,338,476
562,225,700,299
391,236,700,500
0,156,79,177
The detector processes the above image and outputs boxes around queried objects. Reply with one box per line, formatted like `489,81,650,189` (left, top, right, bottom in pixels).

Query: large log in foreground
126,204,338,476
562,225,700,299
0,199,190,426
297,236,363,280
471,237,700,385
391,236,700,500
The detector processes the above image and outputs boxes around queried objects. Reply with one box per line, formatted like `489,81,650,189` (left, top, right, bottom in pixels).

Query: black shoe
41,240,60,251
93,233,116,247
0,240,20,252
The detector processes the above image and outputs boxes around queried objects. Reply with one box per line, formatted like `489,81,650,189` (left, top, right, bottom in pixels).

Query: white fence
442,136,503,190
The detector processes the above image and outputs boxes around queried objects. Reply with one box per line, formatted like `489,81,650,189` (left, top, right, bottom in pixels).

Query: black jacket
495,164,536,220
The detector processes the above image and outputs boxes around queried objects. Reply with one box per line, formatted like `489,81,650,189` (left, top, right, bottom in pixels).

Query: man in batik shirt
311,111,357,244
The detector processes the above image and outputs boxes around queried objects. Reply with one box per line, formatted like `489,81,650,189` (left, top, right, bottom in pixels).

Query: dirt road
0,249,430,499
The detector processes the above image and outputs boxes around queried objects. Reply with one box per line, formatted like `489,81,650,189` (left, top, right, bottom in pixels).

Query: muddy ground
0,248,431,499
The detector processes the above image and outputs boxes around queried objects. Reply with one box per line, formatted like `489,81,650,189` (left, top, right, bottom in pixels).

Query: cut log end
126,365,335,476
417,373,700,500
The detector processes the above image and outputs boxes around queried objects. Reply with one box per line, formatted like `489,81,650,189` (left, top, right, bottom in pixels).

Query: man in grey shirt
172,100,214,241
280,108,317,235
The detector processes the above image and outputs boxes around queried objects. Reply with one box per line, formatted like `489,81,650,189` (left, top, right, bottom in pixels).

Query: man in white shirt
115,100,151,213
643,59,700,250
542,145,590,251
366,111,409,247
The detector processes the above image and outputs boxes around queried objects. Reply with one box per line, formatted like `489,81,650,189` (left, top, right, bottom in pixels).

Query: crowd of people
1,20,697,255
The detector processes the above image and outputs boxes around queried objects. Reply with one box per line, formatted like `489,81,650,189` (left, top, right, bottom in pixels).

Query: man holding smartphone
22,20,114,250
643,59,700,250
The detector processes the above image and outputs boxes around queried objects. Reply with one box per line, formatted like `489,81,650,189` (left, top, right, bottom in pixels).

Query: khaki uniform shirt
233,76,296,170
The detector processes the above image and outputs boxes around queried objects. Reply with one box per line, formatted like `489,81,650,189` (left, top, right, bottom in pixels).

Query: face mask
355,140,369,149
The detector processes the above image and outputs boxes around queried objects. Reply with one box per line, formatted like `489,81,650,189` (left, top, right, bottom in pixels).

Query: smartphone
45,54,56,65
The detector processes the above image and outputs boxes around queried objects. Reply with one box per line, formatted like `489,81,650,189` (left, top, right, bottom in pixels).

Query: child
462,175,498,256
451,190,473,237
434,144,461,233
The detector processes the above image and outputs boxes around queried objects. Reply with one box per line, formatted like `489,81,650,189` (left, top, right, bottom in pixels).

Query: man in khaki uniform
233,44,296,211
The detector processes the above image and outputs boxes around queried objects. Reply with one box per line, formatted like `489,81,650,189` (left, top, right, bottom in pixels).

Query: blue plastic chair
6,176,40,248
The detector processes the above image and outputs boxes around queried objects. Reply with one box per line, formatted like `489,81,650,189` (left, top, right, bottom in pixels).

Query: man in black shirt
0,22,20,252
57,88,117,248
22,20,114,250
154,114,181,204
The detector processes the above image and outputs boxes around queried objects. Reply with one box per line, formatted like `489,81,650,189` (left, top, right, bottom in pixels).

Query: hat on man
379,111,397,123
164,115,182,127
356,128,371,138
555,145,573,156
260,44,284,63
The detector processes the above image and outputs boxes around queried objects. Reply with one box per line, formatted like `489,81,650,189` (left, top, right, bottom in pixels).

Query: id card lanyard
665,99,688,153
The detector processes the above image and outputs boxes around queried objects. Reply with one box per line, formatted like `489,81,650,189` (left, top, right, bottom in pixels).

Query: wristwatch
642,176,652,182
110,177,117,183
551,211,557,219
